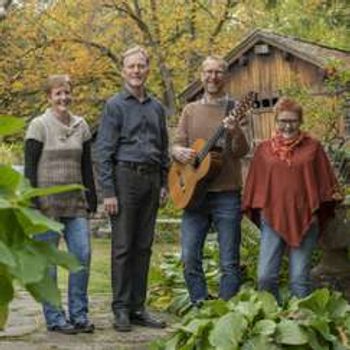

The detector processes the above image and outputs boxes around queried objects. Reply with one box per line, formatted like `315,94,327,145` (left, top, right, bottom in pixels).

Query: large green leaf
305,327,330,350
0,116,24,136
0,165,22,196
327,292,350,319
0,198,11,208
0,304,9,330
19,184,84,202
8,243,47,284
198,299,229,318
0,209,27,246
0,272,14,304
26,271,61,308
15,207,63,235
209,312,248,350
241,335,280,350
257,291,279,318
34,241,81,272
163,334,182,350
181,318,212,337
0,241,16,267
252,319,276,336
297,289,330,314
276,319,308,345
234,300,261,323
309,317,335,342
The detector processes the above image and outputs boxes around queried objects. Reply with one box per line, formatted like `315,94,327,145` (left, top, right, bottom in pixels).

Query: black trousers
110,166,160,314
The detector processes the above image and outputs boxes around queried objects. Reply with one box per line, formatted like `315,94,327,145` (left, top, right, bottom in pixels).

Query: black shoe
113,309,131,332
74,320,95,333
48,323,79,335
130,310,166,329
192,300,205,310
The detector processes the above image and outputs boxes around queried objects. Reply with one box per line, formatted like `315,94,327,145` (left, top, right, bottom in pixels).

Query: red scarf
270,131,306,165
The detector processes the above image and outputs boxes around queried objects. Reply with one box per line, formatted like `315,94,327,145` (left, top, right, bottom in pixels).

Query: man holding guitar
171,56,250,306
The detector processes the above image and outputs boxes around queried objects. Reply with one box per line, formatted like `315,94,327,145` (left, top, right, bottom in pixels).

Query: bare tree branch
210,0,238,40
102,0,177,112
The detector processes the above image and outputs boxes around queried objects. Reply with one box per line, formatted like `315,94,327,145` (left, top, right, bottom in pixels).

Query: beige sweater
25,109,91,218
173,100,249,191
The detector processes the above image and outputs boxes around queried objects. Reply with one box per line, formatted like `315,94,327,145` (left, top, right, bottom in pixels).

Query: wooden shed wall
223,44,326,144
226,45,324,100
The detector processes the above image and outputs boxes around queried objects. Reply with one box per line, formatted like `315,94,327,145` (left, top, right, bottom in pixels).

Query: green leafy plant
0,116,83,329
149,220,266,315
152,288,350,350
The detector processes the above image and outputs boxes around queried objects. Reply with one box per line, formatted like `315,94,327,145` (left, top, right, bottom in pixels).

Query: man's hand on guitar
223,116,240,132
172,146,197,164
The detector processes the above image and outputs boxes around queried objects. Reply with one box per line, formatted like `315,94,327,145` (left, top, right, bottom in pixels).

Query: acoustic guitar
168,92,255,209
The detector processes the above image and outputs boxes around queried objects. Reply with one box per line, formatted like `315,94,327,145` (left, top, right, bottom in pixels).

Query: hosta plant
0,116,82,329
152,288,350,350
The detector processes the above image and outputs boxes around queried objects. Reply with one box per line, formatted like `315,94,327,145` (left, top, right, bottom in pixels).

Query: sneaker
74,320,95,333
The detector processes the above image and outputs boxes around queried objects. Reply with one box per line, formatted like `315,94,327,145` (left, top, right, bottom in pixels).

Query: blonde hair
122,46,150,66
44,75,72,95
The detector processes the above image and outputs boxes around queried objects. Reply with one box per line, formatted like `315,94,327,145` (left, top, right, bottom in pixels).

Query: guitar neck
196,124,226,164
193,91,254,166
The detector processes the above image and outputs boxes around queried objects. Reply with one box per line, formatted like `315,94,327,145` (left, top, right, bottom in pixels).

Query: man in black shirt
97,46,169,332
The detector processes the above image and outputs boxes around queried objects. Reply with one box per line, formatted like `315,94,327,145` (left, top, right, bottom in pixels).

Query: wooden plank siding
224,45,326,144
226,46,323,101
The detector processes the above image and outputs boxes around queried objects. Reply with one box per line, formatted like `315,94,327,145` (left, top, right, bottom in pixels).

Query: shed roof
180,29,350,101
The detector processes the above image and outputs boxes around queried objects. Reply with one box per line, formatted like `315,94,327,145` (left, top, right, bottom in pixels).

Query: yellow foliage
0,0,348,129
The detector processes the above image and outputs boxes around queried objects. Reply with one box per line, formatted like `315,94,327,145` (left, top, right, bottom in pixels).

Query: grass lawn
57,238,180,295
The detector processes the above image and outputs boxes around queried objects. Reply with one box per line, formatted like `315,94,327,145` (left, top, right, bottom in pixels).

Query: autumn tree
0,0,349,130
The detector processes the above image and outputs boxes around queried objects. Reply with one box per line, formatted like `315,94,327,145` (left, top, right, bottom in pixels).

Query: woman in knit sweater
243,97,342,303
24,75,97,334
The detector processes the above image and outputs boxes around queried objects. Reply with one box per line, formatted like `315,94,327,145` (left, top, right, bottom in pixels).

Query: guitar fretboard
195,124,226,164
193,92,254,166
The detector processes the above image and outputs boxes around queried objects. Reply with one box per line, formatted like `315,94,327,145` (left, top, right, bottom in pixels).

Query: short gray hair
122,46,150,66
201,55,228,72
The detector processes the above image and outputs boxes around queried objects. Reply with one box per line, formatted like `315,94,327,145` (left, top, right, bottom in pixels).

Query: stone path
0,292,174,350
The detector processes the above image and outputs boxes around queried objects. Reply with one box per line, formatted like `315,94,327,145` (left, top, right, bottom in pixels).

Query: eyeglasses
276,119,300,126
203,70,225,77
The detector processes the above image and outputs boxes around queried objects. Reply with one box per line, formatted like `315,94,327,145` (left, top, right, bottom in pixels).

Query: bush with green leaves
0,116,83,329
149,219,271,315
149,238,220,316
152,288,350,350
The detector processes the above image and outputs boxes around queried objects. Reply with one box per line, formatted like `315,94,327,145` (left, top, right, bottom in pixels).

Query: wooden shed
179,29,350,146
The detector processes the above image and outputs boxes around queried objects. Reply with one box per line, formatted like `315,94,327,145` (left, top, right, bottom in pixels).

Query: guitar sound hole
192,157,200,169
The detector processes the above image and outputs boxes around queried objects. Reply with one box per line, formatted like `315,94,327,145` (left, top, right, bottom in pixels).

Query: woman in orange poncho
243,97,342,302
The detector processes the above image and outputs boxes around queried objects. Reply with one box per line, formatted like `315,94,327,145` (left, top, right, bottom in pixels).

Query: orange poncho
243,133,342,247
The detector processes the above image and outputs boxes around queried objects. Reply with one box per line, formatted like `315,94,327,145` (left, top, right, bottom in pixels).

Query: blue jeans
181,191,242,303
35,217,91,328
258,219,319,303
